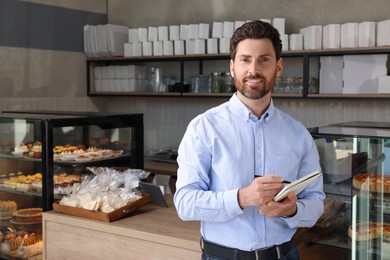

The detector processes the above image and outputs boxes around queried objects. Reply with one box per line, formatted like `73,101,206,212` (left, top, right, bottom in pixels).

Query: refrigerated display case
308,124,390,260
0,111,143,259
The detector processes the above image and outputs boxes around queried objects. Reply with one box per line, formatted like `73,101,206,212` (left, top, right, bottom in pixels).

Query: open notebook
274,170,322,202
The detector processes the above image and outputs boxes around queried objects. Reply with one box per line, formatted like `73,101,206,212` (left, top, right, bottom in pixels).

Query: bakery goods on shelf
2,172,42,192
0,201,17,218
348,222,390,241
0,231,42,258
353,173,390,193
11,208,42,224
54,173,82,195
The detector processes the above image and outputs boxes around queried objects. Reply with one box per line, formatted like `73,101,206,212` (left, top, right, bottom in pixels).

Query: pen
254,175,291,184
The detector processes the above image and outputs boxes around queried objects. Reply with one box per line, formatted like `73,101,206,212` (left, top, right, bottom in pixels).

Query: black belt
201,238,293,260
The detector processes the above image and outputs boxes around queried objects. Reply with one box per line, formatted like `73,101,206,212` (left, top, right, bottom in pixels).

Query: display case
308,124,390,260
0,111,143,259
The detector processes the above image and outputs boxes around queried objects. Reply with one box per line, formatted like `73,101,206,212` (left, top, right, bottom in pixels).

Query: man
174,20,325,260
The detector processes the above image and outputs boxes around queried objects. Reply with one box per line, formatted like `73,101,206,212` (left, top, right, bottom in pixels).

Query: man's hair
230,20,282,61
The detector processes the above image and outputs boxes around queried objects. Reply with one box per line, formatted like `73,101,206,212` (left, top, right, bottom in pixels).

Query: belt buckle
255,250,260,260
254,245,282,260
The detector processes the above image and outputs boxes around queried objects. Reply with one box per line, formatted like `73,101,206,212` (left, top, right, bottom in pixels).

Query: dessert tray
53,193,151,222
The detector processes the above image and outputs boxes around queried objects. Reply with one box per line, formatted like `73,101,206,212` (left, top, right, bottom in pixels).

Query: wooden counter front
43,196,201,259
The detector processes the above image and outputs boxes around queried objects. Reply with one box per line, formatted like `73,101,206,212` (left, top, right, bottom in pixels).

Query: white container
188,24,199,39
137,27,148,42
281,34,289,51
219,38,230,53
180,24,189,40
212,22,223,38
378,76,390,93
142,42,152,56
158,26,169,42
223,21,234,38
323,24,340,49
289,34,303,50
169,25,180,41
340,23,359,48
121,79,130,92
94,66,102,79
319,56,343,94
343,54,387,94
185,39,195,55
126,65,136,78
163,41,173,56
194,39,206,54
358,22,376,47
148,27,158,42
132,42,142,56
174,40,185,55
124,43,133,57
272,18,285,35
199,23,210,39
300,25,322,50
207,38,219,54
128,28,138,43
376,19,390,46
153,41,163,56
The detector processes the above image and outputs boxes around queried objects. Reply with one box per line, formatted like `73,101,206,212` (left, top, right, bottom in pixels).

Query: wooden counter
43,196,201,259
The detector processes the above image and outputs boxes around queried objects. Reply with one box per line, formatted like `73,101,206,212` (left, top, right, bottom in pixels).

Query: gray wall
0,0,389,154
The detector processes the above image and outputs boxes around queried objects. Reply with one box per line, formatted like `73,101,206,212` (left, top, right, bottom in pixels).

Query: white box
124,43,133,57
272,18,285,35
153,41,163,56
281,34,289,51
128,28,138,42
289,34,303,50
169,25,180,41
323,24,340,49
207,38,219,54
142,42,152,56
174,40,185,55
341,23,359,48
180,24,189,40
234,21,245,30
377,19,390,46
189,24,199,39
358,22,376,47
148,27,158,42
121,79,130,92
128,79,136,91
126,65,136,78
378,76,390,93
137,27,148,42
94,66,102,79
132,42,142,56
199,23,210,39
186,39,195,55
158,26,169,41
163,41,173,56
343,54,387,94
194,39,206,54
300,25,322,50
319,56,344,94
107,66,115,79
223,21,234,38
219,38,230,53
212,22,223,38
101,66,109,79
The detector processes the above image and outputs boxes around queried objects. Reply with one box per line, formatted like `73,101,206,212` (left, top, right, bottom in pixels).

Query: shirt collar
229,93,274,123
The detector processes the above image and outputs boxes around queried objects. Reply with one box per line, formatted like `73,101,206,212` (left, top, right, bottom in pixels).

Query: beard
234,73,276,100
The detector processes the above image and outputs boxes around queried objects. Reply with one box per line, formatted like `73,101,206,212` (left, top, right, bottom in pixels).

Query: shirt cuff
224,189,244,218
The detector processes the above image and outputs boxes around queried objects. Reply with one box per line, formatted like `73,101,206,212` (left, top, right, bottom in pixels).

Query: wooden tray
53,193,151,222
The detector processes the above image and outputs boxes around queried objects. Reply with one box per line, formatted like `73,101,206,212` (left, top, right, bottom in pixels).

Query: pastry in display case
308,123,390,259
0,111,144,259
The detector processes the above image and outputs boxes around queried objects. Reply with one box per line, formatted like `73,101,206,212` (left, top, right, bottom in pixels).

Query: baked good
353,173,390,193
11,208,42,224
0,201,17,218
348,222,384,241
16,240,43,259
3,178,17,190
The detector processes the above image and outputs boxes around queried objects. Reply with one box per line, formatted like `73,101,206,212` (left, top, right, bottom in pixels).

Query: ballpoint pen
254,175,291,184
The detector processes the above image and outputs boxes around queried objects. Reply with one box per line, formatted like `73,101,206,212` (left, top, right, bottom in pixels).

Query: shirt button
257,150,261,154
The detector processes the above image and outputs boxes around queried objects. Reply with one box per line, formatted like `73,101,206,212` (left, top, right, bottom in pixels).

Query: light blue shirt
174,93,325,251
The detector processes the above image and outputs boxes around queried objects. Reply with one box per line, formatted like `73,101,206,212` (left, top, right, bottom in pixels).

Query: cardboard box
300,25,322,50
199,23,210,39
289,34,303,50
207,38,218,54
53,193,151,223
212,22,223,38
158,26,168,41
272,18,285,35
340,23,359,48
358,21,376,47
377,19,390,46
378,76,390,93
281,34,289,51
169,25,180,41
148,27,158,42
323,24,340,49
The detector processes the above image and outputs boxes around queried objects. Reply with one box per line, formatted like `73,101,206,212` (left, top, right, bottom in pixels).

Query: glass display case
0,111,143,259
308,124,390,260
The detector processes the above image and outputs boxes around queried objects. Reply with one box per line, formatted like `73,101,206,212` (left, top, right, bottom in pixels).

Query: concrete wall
0,0,389,153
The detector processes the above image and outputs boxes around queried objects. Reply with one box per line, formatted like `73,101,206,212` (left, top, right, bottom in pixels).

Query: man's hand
258,192,297,218
238,175,284,209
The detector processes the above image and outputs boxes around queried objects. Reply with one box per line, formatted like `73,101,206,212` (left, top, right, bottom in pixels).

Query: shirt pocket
273,155,300,180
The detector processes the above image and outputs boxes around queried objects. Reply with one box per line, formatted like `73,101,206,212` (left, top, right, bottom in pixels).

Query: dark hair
230,20,282,61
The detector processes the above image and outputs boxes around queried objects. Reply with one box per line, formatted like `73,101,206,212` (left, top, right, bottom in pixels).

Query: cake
11,208,42,224
0,201,17,218
353,173,390,193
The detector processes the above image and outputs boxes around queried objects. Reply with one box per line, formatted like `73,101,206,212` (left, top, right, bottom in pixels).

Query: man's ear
276,58,284,77
230,59,234,77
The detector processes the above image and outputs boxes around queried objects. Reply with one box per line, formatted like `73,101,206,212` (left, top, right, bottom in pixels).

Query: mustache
243,74,266,81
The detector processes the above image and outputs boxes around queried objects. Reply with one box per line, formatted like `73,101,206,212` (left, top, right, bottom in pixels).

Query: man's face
230,38,283,99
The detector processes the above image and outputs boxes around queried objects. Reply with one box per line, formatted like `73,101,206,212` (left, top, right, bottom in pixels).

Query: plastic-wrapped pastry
16,240,43,259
